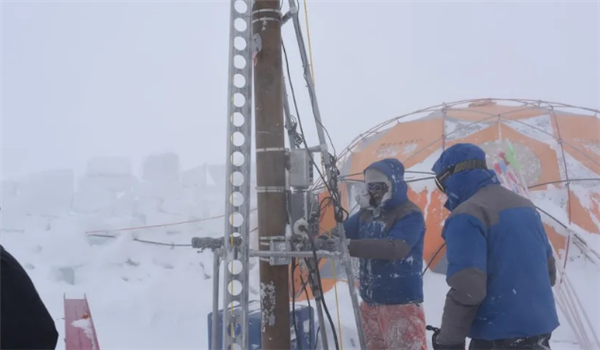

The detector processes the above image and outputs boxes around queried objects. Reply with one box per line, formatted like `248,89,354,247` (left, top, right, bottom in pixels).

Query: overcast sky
1,0,599,180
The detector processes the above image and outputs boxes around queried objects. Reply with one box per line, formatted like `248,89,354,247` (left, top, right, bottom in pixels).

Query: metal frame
213,17,600,347
217,1,368,349
210,245,341,350
221,0,254,349
313,98,600,188
286,0,366,348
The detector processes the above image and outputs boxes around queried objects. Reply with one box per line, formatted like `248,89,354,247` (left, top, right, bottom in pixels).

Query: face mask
367,182,389,193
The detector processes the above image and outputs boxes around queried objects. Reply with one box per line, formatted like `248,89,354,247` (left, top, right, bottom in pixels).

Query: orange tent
290,98,600,301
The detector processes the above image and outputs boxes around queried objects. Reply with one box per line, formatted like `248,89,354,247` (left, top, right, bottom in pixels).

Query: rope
88,227,259,248
299,1,344,346
85,208,258,235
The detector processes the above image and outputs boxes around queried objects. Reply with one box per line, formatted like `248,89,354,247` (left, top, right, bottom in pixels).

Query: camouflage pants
359,302,427,350
469,333,552,350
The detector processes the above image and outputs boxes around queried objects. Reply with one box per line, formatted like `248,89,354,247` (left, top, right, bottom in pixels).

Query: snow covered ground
1,155,599,349
1,220,598,350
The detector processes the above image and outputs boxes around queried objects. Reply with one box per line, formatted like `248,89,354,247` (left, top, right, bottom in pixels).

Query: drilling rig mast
197,1,367,349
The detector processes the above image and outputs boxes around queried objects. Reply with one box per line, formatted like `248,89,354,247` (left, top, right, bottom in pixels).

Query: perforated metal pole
287,1,366,348
252,1,291,349
221,0,254,349
212,250,221,350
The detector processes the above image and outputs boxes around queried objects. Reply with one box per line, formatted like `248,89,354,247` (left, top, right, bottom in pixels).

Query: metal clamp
259,236,290,266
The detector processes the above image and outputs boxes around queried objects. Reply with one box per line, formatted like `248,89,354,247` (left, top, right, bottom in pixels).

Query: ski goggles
434,159,488,192
367,182,389,193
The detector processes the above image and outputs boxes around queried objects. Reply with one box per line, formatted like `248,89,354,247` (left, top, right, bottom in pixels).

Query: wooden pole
252,1,290,349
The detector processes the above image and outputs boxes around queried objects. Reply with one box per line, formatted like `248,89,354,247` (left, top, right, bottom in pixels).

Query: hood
363,158,408,210
431,143,500,211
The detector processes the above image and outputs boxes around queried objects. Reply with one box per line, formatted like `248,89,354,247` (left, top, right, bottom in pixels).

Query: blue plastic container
208,301,316,350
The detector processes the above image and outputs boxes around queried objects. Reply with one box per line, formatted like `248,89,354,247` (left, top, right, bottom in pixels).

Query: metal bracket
269,240,291,265
259,236,291,265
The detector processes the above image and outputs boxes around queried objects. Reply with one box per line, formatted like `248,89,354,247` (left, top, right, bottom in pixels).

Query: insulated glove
430,326,465,350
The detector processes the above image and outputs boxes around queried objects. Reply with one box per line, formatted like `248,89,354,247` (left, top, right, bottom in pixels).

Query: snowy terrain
1,153,599,349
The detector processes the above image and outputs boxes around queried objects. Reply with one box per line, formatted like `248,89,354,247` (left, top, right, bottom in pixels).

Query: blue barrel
208,301,316,350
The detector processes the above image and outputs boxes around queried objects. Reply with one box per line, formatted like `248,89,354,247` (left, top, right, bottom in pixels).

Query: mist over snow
1,152,599,349
2,1,599,349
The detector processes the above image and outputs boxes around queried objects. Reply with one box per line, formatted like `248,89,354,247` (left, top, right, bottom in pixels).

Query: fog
2,0,598,179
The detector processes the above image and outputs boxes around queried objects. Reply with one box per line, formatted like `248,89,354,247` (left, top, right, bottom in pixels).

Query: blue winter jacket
343,158,426,305
432,143,559,341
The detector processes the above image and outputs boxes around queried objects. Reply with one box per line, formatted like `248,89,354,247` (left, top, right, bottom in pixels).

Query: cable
283,41,343,350
84,210,255,235
134,238,192,247
307,236,340,350
291,257,301,349
282,16,352,349
422,242,446,276
87,234,192,247
299,273,316,350
297,0,337,159
282,40,347,224
315,118,338,158
88,227,260,249
291,257,318,350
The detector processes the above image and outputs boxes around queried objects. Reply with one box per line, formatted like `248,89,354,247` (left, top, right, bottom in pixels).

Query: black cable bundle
291,256,318,350
282,38,344,350
291,257,301,349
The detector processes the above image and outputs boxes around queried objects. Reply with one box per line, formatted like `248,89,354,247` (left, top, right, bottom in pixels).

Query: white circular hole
230,191,244,207
233,74,246,88
227,301,240,310
227,280,243,296
226,322,242,338
231,344,242,350
234,0,247,13
232,112,244,127
234,18,247,32
233,93,246,107
234,36,247,51
234,55,246,69
228,260,243,275
231,151,245,166
229,212,244,227
232,131,245,146
231,171,245,186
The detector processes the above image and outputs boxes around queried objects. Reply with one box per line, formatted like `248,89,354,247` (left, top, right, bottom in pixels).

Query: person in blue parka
316,158,428,350
430,143,559,350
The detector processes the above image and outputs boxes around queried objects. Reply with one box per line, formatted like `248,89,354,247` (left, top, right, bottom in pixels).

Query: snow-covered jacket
1,245,59,350
432,143,559,343
343,158,426,305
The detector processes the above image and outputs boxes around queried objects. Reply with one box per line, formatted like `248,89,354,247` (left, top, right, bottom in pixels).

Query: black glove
430,327,465,350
